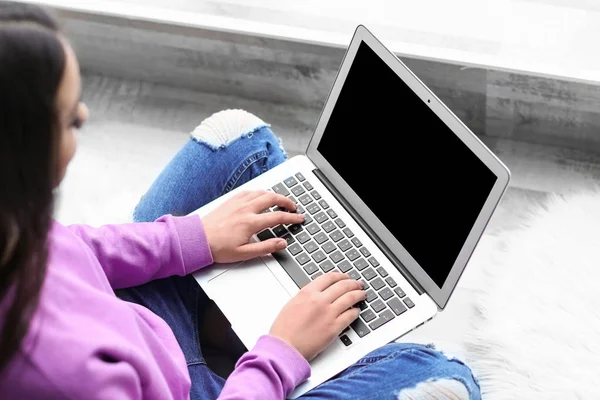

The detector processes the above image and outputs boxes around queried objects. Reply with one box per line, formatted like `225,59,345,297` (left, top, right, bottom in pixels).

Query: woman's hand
202,190,304,263
270,272,366,361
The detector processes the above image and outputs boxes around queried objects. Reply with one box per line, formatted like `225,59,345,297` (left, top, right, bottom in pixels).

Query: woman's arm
67,214,213,289
218,336,310,400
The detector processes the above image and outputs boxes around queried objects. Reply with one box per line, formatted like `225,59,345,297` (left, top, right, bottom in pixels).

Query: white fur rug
465,191,600,399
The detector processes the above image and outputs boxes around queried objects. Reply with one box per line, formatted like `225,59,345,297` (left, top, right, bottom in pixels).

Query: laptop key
314,212,329,224
351,237,363,248
298,194,313,205
272,251,311,288
284,177,298,187
295,172,306,182
387,297,407,316
334,218,346,228
385,277,397,288
337,239,352,252
403,297,415,309
322,241,337,254
311,271,323,280
320,259,335,273
288,224,303,235
361,309,377,323
376,266,388,277
348,270,361,280
353,258,369,271
394,287,406,298
303,262,319,275
322,221,336,233
371,299,386,313
330,230,344,242
272,183,290,196
273,225,288,237
368,309,395,330
330,251,345,263
307,224,321,235
371,277,385,291
291,185,305,197
356,301,368,311
312,250,327,263
379,287,394,301
360,247,371,258
338,260,353,273
365,290,377,303
282,234,295,245
346,249,360,262
303,241,318,254
340,335,352,347
318,199,330,209
303,181,313,191
362,267,377,281
314,232,328,244
296,231,311,244
368,257,380,267
302,215,313,226
327,209,338,219
350,318,371,338
295,253,311,266
257,229,275,241
287,243,303,256
343,228,354,238
311,191,322,200
360,279,370,290
307,203,321,215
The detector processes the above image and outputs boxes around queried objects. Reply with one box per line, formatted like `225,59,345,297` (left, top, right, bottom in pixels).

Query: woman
0,3,481,399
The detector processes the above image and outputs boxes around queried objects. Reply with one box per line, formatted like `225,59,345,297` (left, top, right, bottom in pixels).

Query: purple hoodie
0,215,310,399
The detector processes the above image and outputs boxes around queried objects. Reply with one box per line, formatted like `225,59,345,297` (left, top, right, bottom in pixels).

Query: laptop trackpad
207,259,292,347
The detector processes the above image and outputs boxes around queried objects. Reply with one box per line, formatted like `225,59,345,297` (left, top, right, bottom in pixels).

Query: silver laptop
193,25,510,398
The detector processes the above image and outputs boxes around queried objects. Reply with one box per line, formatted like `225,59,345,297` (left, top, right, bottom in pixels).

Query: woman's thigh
301,343,481,400
133,109,287,223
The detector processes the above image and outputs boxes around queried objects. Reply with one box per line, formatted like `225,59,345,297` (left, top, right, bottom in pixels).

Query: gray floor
56,71,600,358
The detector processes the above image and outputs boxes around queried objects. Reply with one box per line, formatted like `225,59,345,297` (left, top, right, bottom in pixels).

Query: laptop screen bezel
305,25,510,309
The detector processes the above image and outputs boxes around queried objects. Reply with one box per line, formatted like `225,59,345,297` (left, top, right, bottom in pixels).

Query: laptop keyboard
256,172,415,345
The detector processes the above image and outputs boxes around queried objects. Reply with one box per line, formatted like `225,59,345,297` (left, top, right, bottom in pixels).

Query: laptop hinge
313,169,425,295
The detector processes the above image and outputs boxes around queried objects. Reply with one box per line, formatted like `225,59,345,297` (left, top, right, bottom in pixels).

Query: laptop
193,25,510,398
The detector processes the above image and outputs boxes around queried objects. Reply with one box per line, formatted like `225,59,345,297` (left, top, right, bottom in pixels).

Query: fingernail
278,239,287,249
299,214,306,220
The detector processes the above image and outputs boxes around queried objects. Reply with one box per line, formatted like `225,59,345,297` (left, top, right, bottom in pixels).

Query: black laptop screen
317,41,497,288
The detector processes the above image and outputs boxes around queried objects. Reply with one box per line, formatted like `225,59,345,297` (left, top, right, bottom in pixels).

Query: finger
336,307,361,333
307,272,350,292
249,192,297,213
235,238,288,260
254,212,305,231
322,278,363,303
331,289,367,315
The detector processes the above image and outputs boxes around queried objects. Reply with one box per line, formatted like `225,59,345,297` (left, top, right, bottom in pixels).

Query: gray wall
58,9,600,154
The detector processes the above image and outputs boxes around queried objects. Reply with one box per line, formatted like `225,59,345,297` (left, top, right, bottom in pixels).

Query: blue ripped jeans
120,110,481,399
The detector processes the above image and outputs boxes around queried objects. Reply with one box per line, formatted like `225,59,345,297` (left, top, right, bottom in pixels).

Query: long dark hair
0,2,66,372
